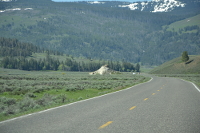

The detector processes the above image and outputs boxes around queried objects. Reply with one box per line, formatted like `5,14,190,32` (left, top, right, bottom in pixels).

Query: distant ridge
118,0,186,12
0,0,200,66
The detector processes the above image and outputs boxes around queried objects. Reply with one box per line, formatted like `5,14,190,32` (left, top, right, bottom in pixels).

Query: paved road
0,76,200,133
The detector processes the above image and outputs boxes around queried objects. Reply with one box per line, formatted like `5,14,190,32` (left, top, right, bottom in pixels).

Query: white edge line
0,77,153,124
181,79,200,92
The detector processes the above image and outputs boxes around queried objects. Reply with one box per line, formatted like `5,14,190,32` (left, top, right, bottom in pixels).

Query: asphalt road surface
0,76,200,133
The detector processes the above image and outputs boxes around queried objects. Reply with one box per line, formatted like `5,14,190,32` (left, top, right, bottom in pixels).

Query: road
0,76,200,133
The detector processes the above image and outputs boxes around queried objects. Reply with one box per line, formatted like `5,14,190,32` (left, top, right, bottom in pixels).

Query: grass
149,55,200,89
140,66,155,73
0,68,150,121
0,10,54,28
149,55,200,74
165,14,200,32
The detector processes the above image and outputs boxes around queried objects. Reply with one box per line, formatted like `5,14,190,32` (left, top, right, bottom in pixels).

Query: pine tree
135,63,140,72
181,51,189,62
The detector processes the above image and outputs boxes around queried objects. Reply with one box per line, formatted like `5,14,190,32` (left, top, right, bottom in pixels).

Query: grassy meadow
149,55,200,74
166,14,200,32
0,68,150,121
150,55,200,89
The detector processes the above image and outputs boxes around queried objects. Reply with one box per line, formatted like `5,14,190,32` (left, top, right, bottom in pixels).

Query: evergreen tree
181,51,189,62
135,63,140,72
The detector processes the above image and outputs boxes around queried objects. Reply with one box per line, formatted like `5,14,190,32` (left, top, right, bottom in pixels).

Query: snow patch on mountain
152,0,185,12
0,0,17,2
0,8,33,13
118,0,186,12
85,0,186,13
87,1,105,4
119,3,139,10
141,2,148,11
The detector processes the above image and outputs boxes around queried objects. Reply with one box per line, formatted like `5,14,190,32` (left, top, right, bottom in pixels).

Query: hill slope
0,37,136,72
166,14,200,32
0,0,200,65
149,55,200,74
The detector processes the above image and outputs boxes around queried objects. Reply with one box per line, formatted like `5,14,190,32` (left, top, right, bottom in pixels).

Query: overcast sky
52,0,152,2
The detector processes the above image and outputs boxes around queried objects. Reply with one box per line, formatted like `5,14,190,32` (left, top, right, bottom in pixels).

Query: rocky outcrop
89,65,119,75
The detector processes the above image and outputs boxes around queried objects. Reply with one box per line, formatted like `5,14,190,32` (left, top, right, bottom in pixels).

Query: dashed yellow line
144,98,148,101
152,93,156,95
157,90,160,91
129,106,136,110
99,121,113,129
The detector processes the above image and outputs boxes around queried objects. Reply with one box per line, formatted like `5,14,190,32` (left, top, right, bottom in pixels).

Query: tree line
0,37,139,72
0,37,63,57
0,37,40,57
1,54,138,72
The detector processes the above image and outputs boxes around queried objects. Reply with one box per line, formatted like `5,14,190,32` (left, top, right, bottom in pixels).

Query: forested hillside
0,0,200,65
0,37,136,72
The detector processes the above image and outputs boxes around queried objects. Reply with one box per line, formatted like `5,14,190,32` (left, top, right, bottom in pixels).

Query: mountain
1,0,200,13
0,0,14,2
118,0,186,12
82,0,200,13
0,0,200,66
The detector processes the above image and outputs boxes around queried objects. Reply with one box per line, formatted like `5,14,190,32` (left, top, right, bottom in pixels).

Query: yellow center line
144,98,148,101
99,121,113,129
157,90,160,91
129,106,136,110
152,93,155,95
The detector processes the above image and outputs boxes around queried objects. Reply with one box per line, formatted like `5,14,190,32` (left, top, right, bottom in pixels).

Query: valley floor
0,68,150,121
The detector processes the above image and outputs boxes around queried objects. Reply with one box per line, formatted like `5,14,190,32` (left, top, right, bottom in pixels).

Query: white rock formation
89,65,118,75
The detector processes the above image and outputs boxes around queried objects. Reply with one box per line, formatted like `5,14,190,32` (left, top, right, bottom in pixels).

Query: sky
52,0,152,2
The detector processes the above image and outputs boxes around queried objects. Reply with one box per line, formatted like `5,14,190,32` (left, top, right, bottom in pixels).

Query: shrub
0,97,16,106
0,87,6,93
3,105,17,116
25,93,37,98
66,86,77,91
36,93,55,106
11,87,28,95
5,98,16,106
0,104,6,113
77,97,83,100
18,97,38,111
55,94,67,103
3,85,15,92
33,87,45,93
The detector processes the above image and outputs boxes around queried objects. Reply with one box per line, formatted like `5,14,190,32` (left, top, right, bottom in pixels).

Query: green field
166,14,200,32
149,55,200,74
0,68,150,121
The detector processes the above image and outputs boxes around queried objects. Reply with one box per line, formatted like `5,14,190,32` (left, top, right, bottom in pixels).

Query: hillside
166,14,200,32
0,0,200,65
149,55,200,74
0,37,136,72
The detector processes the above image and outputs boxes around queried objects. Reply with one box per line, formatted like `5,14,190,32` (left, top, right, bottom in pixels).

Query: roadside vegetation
0,68,150,121
149,54,200,74
150,52,200,88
